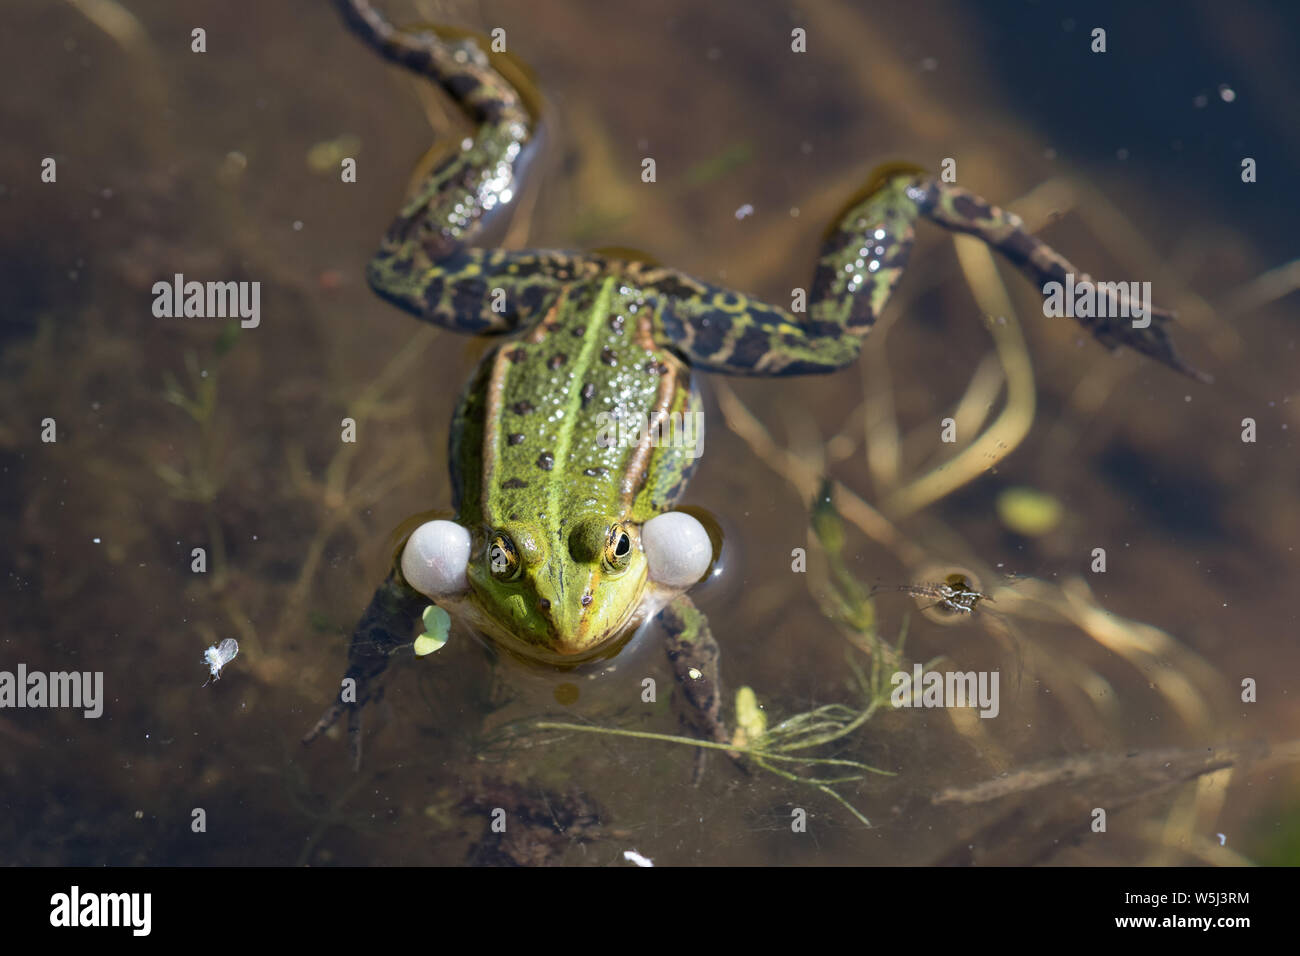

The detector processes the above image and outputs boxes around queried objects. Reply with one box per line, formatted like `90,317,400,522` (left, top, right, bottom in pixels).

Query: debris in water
202,638,239,686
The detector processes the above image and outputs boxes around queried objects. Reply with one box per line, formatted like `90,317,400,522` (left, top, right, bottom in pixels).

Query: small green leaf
413,604,451,657
996,486,1064,537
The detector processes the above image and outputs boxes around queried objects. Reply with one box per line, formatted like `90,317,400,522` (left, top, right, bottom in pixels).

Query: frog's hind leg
302,568,426,769
644,165,1204,380
916,180,1209,381
637,168,923,375
334,0,605,332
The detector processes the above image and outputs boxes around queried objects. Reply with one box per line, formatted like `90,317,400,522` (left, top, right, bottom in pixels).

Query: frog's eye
602,523,634,574
401,520,472,598
487,532,521,581
641,511,712,588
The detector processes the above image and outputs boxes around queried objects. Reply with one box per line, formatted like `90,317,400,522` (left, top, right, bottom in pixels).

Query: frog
305,0,1205,767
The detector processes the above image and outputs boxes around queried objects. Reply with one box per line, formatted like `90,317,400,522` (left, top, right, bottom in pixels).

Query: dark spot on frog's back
511,400,535,415
950,192,992,222
502,478,528,489
997,229,1057,277
608,315,626,335
548,353,567,370
645,275,698,300
657,307,686,343
537,452,554,471
729,325,772,370
583,467,607,478
517,281,550,316
807,318,845,340
416,272,442,310
580,383,596,407
444,72,479,102
507,433,525,445
692,310,732,356
810,262,839,302
600,347,618,367
661,454,699,506
506,348,527,363
451,277,490,323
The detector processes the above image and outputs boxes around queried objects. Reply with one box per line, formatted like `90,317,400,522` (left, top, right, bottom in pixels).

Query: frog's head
399,512,713,661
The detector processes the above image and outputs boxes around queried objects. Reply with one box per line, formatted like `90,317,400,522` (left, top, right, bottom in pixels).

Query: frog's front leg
642,167,1205,381
302,567,426,769
658,595,728,749
335,0,607,333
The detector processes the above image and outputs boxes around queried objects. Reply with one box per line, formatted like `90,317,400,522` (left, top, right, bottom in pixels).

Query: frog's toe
302,700,367,771
302,699,346,747
302,671,385,771
1093,305,1212,384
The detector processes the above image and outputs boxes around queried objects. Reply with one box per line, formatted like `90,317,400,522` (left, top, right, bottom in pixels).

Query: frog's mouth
488,623,643,669
450,590,662,668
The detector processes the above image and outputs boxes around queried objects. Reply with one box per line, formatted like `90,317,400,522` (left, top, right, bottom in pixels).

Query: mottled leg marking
645,168,1203,380
334,0,606,332
302,569,426,769
659,596,728,748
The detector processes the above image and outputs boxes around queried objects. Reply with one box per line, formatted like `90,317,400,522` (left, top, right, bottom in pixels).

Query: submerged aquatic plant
157,347,231,587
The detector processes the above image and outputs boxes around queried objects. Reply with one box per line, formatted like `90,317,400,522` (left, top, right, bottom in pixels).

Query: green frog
306,0,1203,766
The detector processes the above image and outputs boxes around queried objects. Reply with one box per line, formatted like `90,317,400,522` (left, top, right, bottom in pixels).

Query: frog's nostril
538,598,551,611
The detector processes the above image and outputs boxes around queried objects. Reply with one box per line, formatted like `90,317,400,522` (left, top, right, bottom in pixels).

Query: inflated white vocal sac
401,520,472,598
641,511,712,588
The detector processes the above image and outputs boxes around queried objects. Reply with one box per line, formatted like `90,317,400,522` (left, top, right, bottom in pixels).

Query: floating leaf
996,486,1063,536
413,604,450,656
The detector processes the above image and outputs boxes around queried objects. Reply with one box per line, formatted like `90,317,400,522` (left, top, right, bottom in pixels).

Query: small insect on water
871,573,994,615
201,638,239,686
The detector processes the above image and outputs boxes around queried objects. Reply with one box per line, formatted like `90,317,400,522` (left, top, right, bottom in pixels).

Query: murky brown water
2,0,1298,865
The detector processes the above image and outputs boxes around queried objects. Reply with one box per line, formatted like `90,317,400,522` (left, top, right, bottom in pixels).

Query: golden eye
603,524,633,574
487,533,521,581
